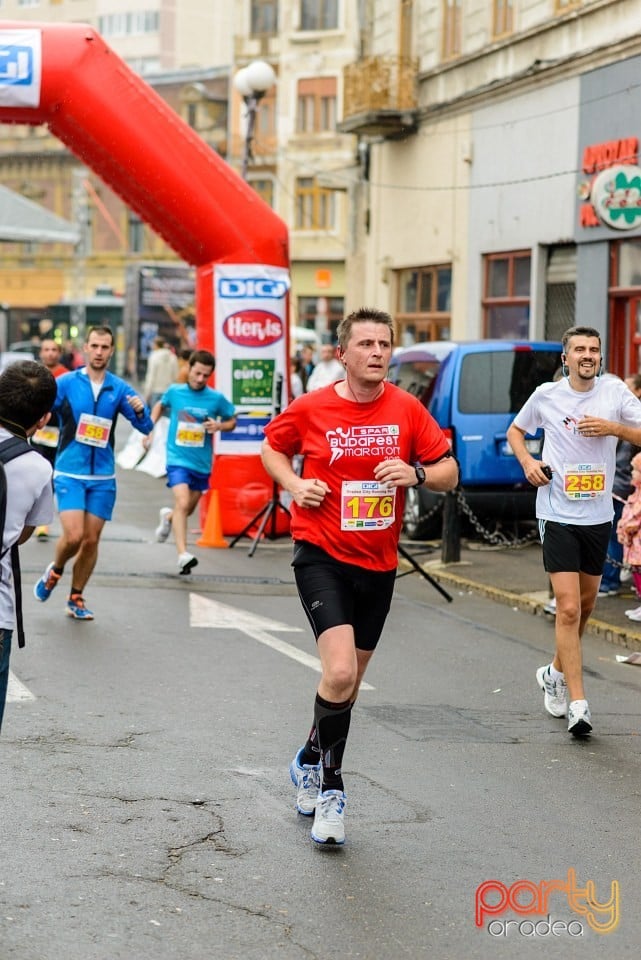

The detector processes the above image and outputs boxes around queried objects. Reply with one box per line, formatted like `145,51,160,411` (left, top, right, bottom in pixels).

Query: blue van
387,339,562,538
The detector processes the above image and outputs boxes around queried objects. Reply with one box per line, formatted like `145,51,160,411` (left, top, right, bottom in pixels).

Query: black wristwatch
413,462,426,487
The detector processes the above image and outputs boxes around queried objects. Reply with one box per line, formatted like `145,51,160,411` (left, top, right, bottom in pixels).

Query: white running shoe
289,748,321,816
177,552,198,575
155,507,172,542
625,606,641,620
543,597,556,616
536,664,568,718
311,790,346,845
567,700,592,737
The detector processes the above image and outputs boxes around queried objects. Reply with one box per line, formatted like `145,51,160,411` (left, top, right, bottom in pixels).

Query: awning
0,185,79,244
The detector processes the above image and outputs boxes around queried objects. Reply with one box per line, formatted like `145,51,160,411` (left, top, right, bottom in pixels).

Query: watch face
414,465,426,485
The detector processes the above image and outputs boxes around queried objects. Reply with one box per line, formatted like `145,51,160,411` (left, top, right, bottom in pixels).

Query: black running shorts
539,519,611,575
292,540,396,651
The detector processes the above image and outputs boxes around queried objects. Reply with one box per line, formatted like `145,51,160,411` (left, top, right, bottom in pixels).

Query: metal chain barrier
455,489,539,549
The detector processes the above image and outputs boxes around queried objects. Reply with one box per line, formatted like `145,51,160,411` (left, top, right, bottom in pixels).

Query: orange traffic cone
196,489,229,548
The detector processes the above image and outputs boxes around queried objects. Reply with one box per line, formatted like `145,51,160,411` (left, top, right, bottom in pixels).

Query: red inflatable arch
0,21,290,537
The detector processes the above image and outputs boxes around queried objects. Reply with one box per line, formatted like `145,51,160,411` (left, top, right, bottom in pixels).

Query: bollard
441,489,461,564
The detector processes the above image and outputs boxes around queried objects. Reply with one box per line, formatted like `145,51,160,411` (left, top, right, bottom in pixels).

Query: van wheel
403,487,443,540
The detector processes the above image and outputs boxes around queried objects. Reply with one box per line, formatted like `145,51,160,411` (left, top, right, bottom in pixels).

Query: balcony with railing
338,56,419,139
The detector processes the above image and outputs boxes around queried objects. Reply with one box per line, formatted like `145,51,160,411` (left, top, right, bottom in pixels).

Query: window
251,0,278,35
395,265,452,344
300,0,338,31
298,296,344,338
295,178,336,230
296,78,337,133
251,178,274,208
128,214,144,254
492,0,513,38
483,251,531,339
98,11,159,36
18,0,40,7
442,0,461,60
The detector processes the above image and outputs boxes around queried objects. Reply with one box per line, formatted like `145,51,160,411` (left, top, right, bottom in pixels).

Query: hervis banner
213,263,290,457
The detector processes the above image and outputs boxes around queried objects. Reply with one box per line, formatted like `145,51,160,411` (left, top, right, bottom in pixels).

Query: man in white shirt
305,343,344,392
144,337,179,406
507,326,641,738
0,361,57,732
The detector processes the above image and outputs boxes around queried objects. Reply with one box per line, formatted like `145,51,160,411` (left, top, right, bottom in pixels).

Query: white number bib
33,425,60,448
176,421,206,447
563,462,607,500
340,480,396,531
75,413,112,448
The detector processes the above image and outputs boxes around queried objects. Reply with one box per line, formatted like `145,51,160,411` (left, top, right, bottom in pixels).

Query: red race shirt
264,382,450,571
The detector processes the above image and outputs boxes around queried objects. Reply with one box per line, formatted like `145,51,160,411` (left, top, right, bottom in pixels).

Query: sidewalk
401,536,641,653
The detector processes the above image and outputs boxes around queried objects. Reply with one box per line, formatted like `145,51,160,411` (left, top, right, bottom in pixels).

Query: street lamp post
233,60,276,181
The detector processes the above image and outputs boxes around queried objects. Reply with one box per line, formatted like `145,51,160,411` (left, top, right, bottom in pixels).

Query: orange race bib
175,421,206,447
340,480,396,531
563,462,606,500
75,413,112,448
32,425,60,448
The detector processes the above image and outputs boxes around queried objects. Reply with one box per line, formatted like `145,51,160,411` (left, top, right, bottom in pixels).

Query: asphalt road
3,465,641,959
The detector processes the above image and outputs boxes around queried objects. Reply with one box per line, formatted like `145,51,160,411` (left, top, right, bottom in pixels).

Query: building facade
0,0,358,354
340,0,641,377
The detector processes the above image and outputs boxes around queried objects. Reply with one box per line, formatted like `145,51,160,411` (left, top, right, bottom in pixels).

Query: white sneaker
625,606,641,620
155,507,172,542
177,551,198,575
311,790,346,845
567,699,592,737
543,597,556,616
289,748,321,816
536,664,567,718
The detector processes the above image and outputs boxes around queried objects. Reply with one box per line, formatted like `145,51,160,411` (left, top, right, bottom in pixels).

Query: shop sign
590,164,641,230
578,137,640,230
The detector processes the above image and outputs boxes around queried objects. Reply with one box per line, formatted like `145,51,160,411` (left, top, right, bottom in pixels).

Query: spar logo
326,424,400,465
475,870,620,938
222,310,283,347
218,278,288,299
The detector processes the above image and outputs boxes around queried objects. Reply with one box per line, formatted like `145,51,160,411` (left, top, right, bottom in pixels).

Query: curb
407,561,641,654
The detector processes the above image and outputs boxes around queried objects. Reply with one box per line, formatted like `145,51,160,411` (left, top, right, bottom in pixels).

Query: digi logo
0,44,33,86
218,278,288,300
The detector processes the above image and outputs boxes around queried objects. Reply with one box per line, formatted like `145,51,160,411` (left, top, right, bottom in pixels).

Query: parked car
388,339,562,538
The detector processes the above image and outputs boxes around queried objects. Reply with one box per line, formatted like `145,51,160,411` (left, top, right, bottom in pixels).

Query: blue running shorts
54,475,117,520
166,465,210,492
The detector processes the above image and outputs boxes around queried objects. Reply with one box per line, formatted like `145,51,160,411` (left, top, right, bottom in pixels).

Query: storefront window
617,240,641,287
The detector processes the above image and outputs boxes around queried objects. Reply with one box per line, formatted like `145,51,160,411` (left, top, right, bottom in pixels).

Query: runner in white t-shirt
0,361,57,732
507,326,641,738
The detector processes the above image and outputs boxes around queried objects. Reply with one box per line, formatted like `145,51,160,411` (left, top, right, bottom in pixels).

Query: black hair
189,349,215,370
0,360,57,434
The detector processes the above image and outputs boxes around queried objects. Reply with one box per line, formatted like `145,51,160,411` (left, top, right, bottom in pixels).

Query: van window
392,358,441,406
458,350,560,414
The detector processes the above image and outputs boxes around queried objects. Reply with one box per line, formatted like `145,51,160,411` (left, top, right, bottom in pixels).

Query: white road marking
189,593,374,690
7,671,35,702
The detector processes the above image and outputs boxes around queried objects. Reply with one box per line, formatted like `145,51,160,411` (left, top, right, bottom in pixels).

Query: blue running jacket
53,369,153,477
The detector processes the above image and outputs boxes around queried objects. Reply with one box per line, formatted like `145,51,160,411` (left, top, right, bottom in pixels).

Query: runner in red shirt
31,337,70,541
262,307,458,845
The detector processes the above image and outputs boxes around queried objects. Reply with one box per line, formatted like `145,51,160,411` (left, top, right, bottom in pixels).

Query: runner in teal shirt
148,349,236,574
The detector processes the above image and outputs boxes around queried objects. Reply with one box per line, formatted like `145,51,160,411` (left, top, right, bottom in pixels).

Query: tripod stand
228,478,290,556
396,541,453,602
228,372,291,556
